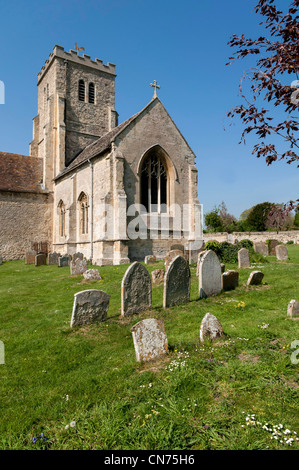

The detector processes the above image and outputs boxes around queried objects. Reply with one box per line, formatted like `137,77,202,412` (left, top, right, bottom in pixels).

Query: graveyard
0,245,298,450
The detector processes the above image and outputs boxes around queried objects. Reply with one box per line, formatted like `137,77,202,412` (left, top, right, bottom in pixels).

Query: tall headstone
221,270,239,291
70,289,110,328
287,300,299,318
275,244,288,261
72,252,84,263
58,255,71,267
70,258,87,275
196,250,207,276
198,250,222,299
121,262,151,316
247,271,264,286
253,242,269,256
25,250,37,264
35,253,47,266
163,255,191,308
48,252,60,265
131,318,168,362
200,313,224,343
238,248,250,268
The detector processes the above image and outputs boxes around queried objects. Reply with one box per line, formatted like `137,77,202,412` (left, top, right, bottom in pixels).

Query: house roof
0,152,45,193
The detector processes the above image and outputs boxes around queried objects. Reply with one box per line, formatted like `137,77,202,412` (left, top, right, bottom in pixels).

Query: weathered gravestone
163,255,191,308
152,269,164,283
254,242,269,256
48,252,60,265
70,258,87,275
165,249,187,271
72,252,84,263
275,244,288,261
196,250,207,276
35,253,47,266
269,239,279,255
198,250,222,299
83,269,102,281
221,263,225,274
58,255,71,267
131,318,168,362
121,262,151,316
70,289,110,328
247,271,264,286
200,313,224,343
221,270,239,291
287,300,299,318
238,248,250,268
0,255,2,265
145,255,156,265
25,250,37,264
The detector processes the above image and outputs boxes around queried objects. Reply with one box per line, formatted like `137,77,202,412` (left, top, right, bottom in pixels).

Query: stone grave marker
35,253,47,266
70,258,87,275
83,269,102,281
145,255,156,265
0,255,2,265
221,270,239,291
221,263,225,274
196,250,207,276
151,269,164,283
200,313,224,343
25,250,37,264
163,255,191,308
238,248,250,268
70,289,110,328
165,249,187,271
275,244,288,261
247,271,264,286
253,242,269,256
121,262,151,316
48,252,60,265
287,300,299,318
131,318,168,362
269,239,279,255
58,255,71,267
72,252,84,263
198,250,222,299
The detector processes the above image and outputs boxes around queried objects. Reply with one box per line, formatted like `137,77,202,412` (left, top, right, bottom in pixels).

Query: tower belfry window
88,83,95,104
78,80,85,101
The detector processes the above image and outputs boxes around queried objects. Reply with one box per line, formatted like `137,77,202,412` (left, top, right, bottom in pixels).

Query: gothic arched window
58,200,65,237
88,82,95,104
141,152,167,213
78,192,88,234
78,79,85,102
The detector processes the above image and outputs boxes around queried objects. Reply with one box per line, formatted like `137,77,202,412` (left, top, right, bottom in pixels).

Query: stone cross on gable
150,80,160,98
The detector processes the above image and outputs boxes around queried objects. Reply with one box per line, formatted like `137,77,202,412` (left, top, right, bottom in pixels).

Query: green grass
0,247,298,450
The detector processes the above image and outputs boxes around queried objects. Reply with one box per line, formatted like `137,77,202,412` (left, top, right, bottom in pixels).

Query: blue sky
0,0,297,218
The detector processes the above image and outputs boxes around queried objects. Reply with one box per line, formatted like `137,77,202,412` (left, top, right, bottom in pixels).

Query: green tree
204,206,223,232
246,202,275,231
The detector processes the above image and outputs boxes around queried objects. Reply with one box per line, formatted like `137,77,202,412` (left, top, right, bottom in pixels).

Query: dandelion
70,421,76,428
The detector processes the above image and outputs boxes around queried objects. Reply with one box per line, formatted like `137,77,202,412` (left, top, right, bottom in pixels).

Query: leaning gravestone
198,250,222,299
72,252,84,263
25,250,37,264
200,313,224,343
70,258,87,275
247,271,264,286
221,270,239,291
83,269,102,281
48,252,60,265
163,255,191,308
70,289,110,328
254,242,269,256
58,255,71,267
238,248,250,268
35,253,47,266
287,300,299,318
145,255,156,265
121,262,151,316
275,244,288,261
131,318,168,362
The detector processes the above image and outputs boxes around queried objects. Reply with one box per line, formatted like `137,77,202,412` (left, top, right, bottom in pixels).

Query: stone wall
203,231,299,244
0,191,53,260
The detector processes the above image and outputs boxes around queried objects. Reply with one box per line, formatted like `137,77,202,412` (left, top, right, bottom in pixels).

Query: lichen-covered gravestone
152,269,164,283
247,271,264,286
48,252,60,265
145,255,156,265
58,255,71,267
287,300,299,318
269,239,279,255
0,255,2,265
121,262,151,316
275,244,288,261
198,250,222,299
83,269,102,281
163,255,191,308
70,258,87,275
72,252,84,263
131,318,168,362
70,289,110,328
164,249,187,271
35,253,47,266
253,242,269,256
25,250,37,264
196,250,207,276
238,248,250,268
221,270,239,291
200,313,224,343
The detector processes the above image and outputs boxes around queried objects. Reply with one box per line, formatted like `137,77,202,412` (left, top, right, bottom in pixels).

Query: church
0,45,202,265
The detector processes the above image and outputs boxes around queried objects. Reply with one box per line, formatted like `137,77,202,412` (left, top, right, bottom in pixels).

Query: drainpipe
88,159,94,262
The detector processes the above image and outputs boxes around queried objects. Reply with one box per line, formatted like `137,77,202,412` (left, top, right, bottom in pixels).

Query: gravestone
0,256,2,265
221,263,225,274
25,250,37,264
48,252,60,265
70,258,87,275
200,313,224,343
163,255,191,308
35,253,46,266
70,289,110,328
287,300,299,318
198,250,222,299
145,255,156,265
269,239,279,255
254,242,269,256
72,252,84,263
247,271,264,286
221,270,239,291
196,250,207,276
238,248,250,268
165,249,187,271
83,269,102,281
275,244,288,261
151,269,164,283
131,318,168,362
121,262,151,316
58,255,71,267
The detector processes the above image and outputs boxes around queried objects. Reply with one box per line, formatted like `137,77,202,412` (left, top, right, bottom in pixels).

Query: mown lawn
0,246,298,450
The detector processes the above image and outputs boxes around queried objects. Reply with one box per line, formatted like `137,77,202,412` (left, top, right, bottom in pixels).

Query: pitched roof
0,152,45,193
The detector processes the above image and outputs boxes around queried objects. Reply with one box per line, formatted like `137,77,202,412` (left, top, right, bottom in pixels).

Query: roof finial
150,80,160,99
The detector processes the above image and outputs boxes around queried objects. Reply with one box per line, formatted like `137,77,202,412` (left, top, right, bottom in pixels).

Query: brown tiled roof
0,152,44,193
